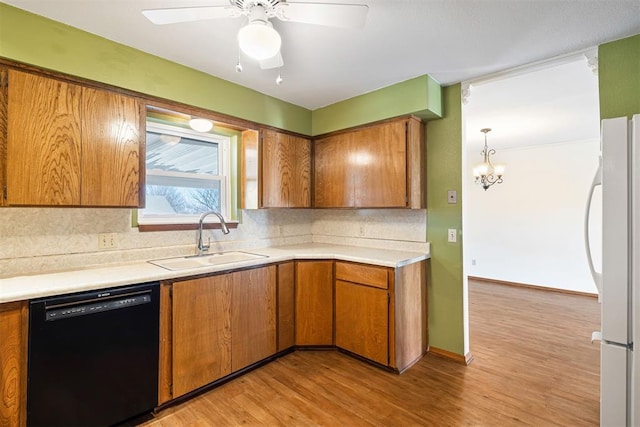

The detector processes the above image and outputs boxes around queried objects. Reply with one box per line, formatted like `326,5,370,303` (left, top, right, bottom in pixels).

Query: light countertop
0,243,429,304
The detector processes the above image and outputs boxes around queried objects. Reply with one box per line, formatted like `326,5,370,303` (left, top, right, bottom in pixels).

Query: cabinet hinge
169,383,173,395
2,185,6,201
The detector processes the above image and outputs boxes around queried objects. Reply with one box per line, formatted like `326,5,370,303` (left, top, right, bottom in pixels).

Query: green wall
0,3,312,135
599,34,640,119
425,85,464,355
312,75,442,135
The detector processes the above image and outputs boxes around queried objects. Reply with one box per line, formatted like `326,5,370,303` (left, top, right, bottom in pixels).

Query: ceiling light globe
238,21,281,61
189,118,214,133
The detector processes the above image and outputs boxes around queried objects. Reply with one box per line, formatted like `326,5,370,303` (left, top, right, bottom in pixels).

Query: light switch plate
447,190,457,204
447,229,457,243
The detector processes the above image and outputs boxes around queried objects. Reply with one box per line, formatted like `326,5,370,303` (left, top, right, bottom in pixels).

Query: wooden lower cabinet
231,266,276,371
164,265,277,400
0,301,28,427
277,262,295,351
160,259,426,405
171,274,232,398
295,261,334,345
335,261,428,372
335,280,389,365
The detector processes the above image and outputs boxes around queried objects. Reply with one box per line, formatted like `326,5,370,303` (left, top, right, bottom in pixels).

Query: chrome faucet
197,210,230,256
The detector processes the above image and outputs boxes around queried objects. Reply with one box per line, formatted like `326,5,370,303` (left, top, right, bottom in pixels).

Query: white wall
465,139,601,294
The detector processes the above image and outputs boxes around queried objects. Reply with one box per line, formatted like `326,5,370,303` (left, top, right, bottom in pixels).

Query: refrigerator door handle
584,156,603,297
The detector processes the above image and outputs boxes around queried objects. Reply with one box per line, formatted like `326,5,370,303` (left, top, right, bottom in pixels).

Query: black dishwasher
28,282,160,427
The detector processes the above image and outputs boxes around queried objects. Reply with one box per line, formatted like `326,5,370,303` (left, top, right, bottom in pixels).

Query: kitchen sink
148,251,268,271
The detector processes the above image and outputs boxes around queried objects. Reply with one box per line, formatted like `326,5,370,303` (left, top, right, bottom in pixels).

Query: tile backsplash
0,207,427,277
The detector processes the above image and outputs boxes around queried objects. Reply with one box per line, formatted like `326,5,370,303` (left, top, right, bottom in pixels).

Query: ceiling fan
142,0,369,72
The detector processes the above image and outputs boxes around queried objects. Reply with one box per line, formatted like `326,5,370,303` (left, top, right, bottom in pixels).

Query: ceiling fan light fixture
238,18,281,61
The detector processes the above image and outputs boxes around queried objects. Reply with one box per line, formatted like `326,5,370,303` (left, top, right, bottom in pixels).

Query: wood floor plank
142,279,600,426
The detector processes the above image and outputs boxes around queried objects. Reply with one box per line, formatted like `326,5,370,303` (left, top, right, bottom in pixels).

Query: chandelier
473,128,505,191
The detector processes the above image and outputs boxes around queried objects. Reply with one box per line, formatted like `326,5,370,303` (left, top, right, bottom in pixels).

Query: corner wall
598,34,640,120
425,84,465,356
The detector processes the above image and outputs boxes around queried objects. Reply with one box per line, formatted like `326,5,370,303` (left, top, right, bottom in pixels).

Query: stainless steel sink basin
148,251,268,271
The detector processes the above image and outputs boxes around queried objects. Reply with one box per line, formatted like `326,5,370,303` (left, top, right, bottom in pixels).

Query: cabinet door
172,275,232,398
277,262,295,351
260,129,311,208
335,280,389,365
352,120,407,207
295,261,334,345
0,68,7,207
231,266,277,371
313,134,355,207
314,119,411,208
81,87,141,207
0,301,27,427
7,70,82,205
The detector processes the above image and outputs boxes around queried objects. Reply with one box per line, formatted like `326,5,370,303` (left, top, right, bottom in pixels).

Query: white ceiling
3,0,640,110
464,56,601,150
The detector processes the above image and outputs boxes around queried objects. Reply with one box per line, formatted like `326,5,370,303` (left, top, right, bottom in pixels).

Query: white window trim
139,122,231,225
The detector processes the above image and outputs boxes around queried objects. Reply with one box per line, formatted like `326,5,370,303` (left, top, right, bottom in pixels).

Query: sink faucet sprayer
197,210,230,256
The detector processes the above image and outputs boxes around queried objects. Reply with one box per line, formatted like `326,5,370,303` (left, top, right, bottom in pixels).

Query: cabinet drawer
335,262,388,289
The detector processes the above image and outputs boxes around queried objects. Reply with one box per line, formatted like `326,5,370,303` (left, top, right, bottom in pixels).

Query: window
138,122,231,225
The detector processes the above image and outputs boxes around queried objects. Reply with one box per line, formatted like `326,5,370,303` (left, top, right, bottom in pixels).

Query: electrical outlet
472,259,477,266
447,229,457,243
98,233,118,249
358,225,365,237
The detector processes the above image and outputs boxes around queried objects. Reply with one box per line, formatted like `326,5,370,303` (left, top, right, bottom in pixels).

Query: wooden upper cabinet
314,116,425,209
7,69,82,205
353,121,406,207
313,132,354,208
81,87,141,207
4,69,142,207
260,129,311,208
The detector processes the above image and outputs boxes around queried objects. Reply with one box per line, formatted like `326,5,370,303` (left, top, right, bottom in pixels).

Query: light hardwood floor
142,279,600,426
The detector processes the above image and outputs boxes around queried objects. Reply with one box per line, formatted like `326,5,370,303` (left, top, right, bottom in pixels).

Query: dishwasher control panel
45,294,151,321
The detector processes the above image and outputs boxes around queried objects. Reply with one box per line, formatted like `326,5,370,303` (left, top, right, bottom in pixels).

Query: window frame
138,121,232,226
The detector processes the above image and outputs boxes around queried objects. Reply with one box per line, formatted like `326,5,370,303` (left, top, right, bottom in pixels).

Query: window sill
138,222,239,232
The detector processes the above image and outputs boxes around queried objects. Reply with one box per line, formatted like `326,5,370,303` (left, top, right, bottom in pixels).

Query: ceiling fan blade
277,2,368,28
142,6,237,25
259,51,284,70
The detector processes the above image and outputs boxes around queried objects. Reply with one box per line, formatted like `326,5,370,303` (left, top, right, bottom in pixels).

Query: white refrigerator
585,115,640,426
